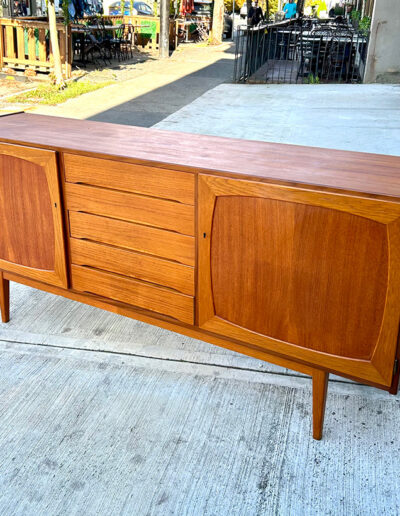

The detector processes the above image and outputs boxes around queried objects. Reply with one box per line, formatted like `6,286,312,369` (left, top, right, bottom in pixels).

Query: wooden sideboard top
1,113,400,199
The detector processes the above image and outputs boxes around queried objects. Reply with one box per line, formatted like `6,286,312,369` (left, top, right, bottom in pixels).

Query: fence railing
77,15,178,52
0,17,72,77
0,15,178,77
234,20,369,84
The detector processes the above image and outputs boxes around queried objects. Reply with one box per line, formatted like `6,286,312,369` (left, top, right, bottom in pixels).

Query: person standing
248,0,264,26
282,0,297,19
13,0,23,16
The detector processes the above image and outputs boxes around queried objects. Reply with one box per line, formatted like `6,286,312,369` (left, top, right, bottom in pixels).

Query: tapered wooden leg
312,369,329,440
0,272,10,323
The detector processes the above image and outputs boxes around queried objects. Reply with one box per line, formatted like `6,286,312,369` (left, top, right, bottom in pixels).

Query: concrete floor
154,83,400,156
27,44,236,127
1,284,399,515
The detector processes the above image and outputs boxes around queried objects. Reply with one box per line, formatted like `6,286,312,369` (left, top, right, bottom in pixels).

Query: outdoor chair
326,36,353,81
89,19,114,62
310,28,334,79
283,26,300,61
311,27,333,37
296,34,322,80
110,24,134,61
84,33,110,66
333,26,354,37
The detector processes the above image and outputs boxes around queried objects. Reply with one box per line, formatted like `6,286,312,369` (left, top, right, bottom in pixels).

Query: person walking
282,0,297,19
248,0,264,26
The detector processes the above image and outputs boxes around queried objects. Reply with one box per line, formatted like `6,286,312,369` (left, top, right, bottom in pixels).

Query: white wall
364,0,400,83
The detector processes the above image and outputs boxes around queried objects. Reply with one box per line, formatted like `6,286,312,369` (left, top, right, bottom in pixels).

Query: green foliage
223,0,278,15
61,0,70,24
170,0,179,16
359,15,371,35
350,9,361,23
6,81,114,105
120,0,125,14
305,0,328,16
307,73,320,84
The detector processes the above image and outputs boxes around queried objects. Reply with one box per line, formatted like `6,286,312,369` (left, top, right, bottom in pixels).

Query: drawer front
69,212,195,266
64,153,195,205
65,183,194,236
70,238,194,295
71,265,194,324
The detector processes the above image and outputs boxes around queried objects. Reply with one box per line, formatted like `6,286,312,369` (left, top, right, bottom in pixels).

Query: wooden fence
0,15,178,77
84,15,179,51
124,16,178,51
0,18,72,77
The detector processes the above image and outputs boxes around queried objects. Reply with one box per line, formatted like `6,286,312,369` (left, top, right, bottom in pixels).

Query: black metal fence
234,20,369,84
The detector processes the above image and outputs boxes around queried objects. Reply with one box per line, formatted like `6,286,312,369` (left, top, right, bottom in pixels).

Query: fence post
0,22,4,71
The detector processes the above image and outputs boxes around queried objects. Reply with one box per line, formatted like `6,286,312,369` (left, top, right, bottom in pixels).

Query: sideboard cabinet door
0,143,67,287
198,174,400,387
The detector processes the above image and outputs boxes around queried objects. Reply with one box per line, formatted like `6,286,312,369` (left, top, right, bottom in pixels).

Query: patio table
72,24,151,64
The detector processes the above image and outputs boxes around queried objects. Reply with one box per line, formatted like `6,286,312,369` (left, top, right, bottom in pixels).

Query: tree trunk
159,0,169,58
211,0,224,44
47,0,65,88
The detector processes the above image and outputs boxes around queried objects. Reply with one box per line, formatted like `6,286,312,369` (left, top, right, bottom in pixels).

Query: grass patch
6,80,114,105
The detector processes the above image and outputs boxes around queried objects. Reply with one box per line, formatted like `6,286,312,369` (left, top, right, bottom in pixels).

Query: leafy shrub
359,15,371,35
224,0,278,15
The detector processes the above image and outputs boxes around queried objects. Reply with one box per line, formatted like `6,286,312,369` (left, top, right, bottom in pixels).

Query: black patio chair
326,36,353,81
296,33,322,80
110,24,134,61
310,28,334,79
83,32,110,66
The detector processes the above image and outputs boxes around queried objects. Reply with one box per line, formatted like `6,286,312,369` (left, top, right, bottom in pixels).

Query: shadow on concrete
86,45,235,127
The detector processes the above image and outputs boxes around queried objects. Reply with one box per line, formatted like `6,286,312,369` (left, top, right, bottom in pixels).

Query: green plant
359,15,371,35
6,81,114,105
350,9,360,23
223,0,277,14
307,73,320,84
61,0,70,24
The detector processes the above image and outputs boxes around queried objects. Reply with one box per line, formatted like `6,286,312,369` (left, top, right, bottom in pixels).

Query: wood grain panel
69,212,195,266
27,28,36,61
5,26,15,58
0,271,9,323
64,153,195,205
0,143,67,288
198,175,400,387
2,114,400,200
16,27,25,59
71,264,194,324
38,29,47,62
211,196,388,360
65,182,194,235
0,153,55,270
70,238,194,295
4,270,317,381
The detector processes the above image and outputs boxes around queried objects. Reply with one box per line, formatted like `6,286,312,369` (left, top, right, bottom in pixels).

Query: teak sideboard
1,113,400,440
